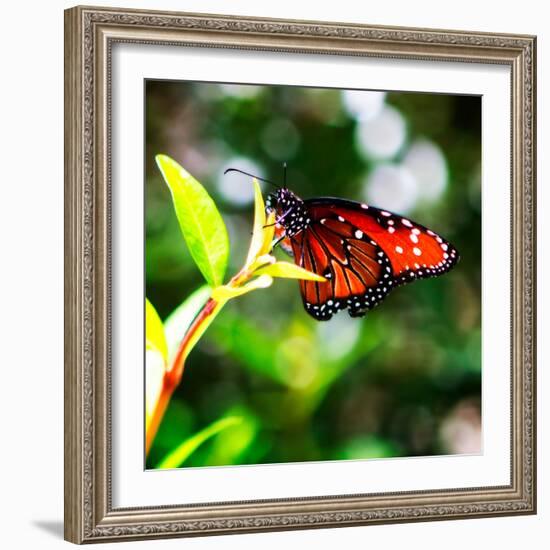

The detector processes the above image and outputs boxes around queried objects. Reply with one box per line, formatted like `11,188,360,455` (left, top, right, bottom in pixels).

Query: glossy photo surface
144,80,482,470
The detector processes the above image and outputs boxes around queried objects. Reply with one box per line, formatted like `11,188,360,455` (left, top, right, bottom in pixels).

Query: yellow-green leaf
245,178,269,266
261,211,277,257
211,274,273,302
243,179,276,266
146,298,168,362
156,155,229,287
255,261,326,282
156,416,243,469
145,349,166,433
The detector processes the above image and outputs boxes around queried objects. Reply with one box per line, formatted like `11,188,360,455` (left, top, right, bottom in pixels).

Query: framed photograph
64,5,537,544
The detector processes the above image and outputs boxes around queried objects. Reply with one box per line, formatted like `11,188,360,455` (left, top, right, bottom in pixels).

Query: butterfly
225,168,459,321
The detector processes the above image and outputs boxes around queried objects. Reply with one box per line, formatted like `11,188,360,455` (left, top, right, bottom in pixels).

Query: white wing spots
304,214,459,321
391,233,459,287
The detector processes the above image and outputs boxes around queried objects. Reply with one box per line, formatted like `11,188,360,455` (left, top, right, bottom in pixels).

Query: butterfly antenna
283,162,287,188
223,168,279,189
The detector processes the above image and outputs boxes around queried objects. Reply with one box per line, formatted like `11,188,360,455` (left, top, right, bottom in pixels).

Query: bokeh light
342,90,387,122
317,313,361,361
402,138,448,202
440,400,481,454
355,104,407,160
216,157,265,206
364,163,418,214
219,83,262,99
260,118,301,161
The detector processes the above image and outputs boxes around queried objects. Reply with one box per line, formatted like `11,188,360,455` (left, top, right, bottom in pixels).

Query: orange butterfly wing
287,199,458,320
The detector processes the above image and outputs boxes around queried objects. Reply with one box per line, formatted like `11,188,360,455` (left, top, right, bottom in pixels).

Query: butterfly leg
263,207,293,229
272,234,287,248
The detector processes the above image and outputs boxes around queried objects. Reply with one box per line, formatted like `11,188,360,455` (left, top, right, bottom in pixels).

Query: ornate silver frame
64,5,537,544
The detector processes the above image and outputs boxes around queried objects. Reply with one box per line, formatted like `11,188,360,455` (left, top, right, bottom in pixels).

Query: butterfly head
266,188,311,237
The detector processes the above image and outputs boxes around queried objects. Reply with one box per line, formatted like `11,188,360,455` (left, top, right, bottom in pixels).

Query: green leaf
156,416,243,469
163,285,212,361
145,298,168,362
203,407,259,466
156,155,229,286
255,261,326,282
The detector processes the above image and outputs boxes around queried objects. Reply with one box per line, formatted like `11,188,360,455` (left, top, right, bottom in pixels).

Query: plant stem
168,298,219,386
145,297,225,456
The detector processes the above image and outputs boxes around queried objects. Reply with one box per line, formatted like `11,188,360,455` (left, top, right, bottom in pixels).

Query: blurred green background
145,80,481,469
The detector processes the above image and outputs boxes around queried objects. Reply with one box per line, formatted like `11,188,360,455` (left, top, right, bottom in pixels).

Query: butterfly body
266,188,459,321
267,188,312,237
